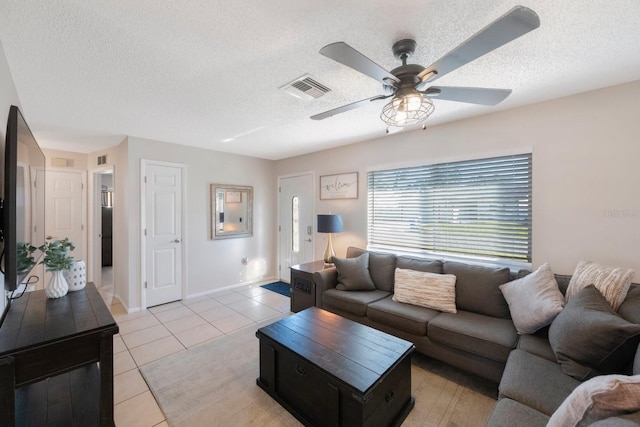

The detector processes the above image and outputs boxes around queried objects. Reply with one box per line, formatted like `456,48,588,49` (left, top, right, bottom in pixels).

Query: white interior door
45,170,85,259
143,161,184,307
278,174,314,282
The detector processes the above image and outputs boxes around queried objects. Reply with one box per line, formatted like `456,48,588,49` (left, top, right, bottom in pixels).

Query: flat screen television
0,105,46,320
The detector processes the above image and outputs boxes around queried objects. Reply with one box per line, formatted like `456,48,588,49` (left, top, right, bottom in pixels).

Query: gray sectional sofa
312,247,640,426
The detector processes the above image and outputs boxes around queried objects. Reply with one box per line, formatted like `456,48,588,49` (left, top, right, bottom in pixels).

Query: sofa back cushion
619,285,640,324
396,256,443,274
346,247,396,292
443,261,511,318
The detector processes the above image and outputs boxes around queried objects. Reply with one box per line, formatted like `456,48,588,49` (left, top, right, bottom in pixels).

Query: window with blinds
367,153,532,266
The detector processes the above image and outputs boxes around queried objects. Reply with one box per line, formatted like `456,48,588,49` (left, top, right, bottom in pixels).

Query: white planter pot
46,270,69,299
64,260,87,292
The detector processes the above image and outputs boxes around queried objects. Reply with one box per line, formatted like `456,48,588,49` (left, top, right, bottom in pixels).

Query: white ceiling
1,1,639,160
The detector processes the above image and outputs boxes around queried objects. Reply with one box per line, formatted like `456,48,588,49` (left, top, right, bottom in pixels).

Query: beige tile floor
97,268,290,427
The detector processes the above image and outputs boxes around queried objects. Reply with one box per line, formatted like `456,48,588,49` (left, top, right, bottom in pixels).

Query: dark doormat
260,281,290,297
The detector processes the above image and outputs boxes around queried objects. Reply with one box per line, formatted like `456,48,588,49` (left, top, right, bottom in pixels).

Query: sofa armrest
313,267,337,308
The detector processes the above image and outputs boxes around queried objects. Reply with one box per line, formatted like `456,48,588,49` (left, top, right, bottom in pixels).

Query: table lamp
317,214,343,265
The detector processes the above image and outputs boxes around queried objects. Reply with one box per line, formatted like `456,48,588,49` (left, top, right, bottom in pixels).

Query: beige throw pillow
566,260,634,310
547,374,640,427
393,268,457,313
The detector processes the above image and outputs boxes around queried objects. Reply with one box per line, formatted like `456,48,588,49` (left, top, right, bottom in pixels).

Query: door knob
46,235,53,240
305,239,312,242
173,239,181,243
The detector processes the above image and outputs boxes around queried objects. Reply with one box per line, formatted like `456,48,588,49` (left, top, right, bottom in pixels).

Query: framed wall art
320,172,358,200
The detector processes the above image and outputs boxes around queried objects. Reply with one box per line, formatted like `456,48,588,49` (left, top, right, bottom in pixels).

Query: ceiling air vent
97,154,107,165
280,74,331,100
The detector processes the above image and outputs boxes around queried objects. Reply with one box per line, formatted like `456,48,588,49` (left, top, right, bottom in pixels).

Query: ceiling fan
311,6,540,129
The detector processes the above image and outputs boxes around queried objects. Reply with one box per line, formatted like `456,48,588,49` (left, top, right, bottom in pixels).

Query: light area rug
141,314,497,427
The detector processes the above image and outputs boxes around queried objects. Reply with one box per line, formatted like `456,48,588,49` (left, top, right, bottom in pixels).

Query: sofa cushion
442,261,511,318
547,374,640,427
618,285,640,324
499,263,564,334
427,310,517,362
486,398,549,427
334,253,375,291
396,256,443,274
346,247,396,292
635,344,640,376
499,349,580,416
367,296,439,336
549,285,640,380
517,329,556,362
566,260,634,310
392,268,457,313
322,288,390,317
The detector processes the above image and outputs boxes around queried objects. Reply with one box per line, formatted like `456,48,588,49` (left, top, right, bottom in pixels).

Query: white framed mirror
211,184,253,239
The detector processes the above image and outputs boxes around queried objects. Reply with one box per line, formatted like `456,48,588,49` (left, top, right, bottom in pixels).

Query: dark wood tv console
0,283,119,426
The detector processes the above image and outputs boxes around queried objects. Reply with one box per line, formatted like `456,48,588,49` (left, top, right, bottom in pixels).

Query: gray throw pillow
346,247,396,292
499,263,564,334
334,253,376,291
549,285,640,380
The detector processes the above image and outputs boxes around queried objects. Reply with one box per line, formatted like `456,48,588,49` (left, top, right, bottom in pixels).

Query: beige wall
118,136,277,310
41,149,88,170
276,80,640,280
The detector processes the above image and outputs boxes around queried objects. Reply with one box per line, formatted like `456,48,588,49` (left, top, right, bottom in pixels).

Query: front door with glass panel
278,174,314,283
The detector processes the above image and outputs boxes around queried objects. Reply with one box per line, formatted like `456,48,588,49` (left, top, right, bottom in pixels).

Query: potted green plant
39,238,75,298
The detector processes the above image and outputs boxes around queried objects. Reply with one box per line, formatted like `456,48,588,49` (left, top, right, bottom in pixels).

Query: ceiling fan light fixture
380,89,434,127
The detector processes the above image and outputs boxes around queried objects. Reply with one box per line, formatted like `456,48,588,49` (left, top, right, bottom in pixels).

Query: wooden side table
289,260,326,312
0,283,119,426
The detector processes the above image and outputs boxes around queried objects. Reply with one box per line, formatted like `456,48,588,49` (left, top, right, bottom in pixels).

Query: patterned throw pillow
548,374,640,426
499,263,564,334
566,260,634,310
392,268,457,313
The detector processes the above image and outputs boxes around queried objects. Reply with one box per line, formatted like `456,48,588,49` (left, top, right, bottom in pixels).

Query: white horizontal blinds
368,154,532,263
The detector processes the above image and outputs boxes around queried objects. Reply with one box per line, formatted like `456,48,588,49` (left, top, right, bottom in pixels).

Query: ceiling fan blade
417,6,540,86
427,86,512,106
311,95,390,120
320,42,400,85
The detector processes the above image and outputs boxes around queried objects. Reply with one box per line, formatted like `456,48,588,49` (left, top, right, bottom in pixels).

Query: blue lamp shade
317,214,343,233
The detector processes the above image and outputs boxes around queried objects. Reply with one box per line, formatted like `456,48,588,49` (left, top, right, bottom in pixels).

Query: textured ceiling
0,1,639,160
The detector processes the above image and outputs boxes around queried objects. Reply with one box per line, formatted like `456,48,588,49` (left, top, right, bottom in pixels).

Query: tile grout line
106,282,290,426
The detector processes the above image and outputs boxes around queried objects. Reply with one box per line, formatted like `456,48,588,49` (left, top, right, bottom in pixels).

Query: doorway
100,171,113,288
90,167,115,291
44,169,87,285
278,173,314,283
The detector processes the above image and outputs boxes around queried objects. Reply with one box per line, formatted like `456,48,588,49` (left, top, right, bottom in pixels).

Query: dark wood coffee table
256,307,415,426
